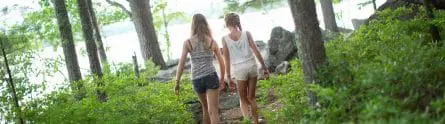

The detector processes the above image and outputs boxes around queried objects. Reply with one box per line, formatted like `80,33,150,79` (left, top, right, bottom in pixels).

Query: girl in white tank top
222,13,269,124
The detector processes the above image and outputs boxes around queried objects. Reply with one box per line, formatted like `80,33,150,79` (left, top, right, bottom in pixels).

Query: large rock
364,0,445,25
351,19,366,30
155,60,191,82
321,27,354,42
267,27,298,71
275,61,290,75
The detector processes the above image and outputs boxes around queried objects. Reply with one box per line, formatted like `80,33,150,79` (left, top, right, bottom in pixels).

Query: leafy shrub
260,7,445,123
259,60,308,123
22,60,196,123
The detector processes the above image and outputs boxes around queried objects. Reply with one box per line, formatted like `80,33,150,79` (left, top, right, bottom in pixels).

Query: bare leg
197,93,210,124
237,80,250,118
206,89,220,124
248,76,259,124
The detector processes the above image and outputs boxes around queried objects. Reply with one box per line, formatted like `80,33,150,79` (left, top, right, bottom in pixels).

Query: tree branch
105,0,132,17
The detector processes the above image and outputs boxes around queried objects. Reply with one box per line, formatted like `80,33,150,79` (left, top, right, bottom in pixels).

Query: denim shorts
192,72,220,93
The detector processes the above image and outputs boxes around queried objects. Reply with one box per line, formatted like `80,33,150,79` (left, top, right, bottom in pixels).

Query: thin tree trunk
373,0,377,10
128,0,166,69
76,0,106,102
132,53,140,78
320,0,338,32
423,0,442,43
161,5,171,61
288,0,328,107
1,40,24,124
87,0,108,65
54,0,84,100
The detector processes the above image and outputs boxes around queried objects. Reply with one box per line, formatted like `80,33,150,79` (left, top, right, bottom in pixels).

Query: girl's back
224,31,255,65
189,38,216,80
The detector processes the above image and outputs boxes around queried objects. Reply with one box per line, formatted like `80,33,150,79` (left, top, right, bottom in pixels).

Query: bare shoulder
211,38,219,49
183,39,191,46
221,36,227,44
245,31,252,37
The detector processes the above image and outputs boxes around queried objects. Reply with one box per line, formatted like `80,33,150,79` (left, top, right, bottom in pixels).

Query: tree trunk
161,6,171,61
54,0,84,100
76,0,106,102
320,0,338,32
87,0,108,65
423,0,442,43
128,0,166,69
132,53,140,78
288,0,328,107
0,41,24,124
373,0,377,10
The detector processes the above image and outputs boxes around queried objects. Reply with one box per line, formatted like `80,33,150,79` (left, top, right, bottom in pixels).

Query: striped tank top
189,39,216,80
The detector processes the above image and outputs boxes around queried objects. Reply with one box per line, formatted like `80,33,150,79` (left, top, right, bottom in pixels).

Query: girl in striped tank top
175,14,225,124
222,13,269,124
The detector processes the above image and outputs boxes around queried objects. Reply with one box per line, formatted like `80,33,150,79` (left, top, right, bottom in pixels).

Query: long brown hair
191,13,212,50
224,13,242,31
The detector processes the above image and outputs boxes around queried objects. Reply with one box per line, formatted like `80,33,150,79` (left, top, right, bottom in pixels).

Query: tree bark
54,0,84,100
132,53,140,78
0,40,24,124
128,0,166,69
87,0,108,65
423,0,442,43
320,0,338,32
76,0,106,102
288,0,328,107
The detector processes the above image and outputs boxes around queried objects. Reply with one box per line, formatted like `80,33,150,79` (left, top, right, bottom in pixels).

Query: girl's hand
174,81,180,96
228,79,236,94
219,78,225,91
262,67,270,80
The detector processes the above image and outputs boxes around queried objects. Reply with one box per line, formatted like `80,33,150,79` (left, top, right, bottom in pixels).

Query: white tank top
224,31,255,65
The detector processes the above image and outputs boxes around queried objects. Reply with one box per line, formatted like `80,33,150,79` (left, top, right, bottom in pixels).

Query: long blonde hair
191,13,213,50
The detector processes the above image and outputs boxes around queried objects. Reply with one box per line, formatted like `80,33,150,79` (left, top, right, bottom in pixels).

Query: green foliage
152,0,189,61
259,60,308,123
0,29,52,123
22,60,196,123
260,7,445,123
95,1,130,26
21,0,129,49
222,0,285,15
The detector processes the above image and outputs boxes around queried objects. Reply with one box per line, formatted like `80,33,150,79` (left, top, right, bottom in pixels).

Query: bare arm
175,40,190,83
246,31,267,69
222,37,232,79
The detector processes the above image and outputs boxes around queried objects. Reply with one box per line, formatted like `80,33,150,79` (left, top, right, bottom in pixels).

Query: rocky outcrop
267,27,298,71
275,61,290,75
351,19,366,30
154,59,191,82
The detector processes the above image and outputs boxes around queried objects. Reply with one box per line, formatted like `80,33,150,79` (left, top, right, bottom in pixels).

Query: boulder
255,40,267,50
164,59,180,69
267,27,298,71
275,61,290,75
321,27,354,42
155,60,191,82
351,19,366,30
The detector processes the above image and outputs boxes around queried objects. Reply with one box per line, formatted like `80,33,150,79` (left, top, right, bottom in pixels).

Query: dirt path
189,88,273,124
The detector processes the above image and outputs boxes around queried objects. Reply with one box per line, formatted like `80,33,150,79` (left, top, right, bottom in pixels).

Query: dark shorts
192,72,220,93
